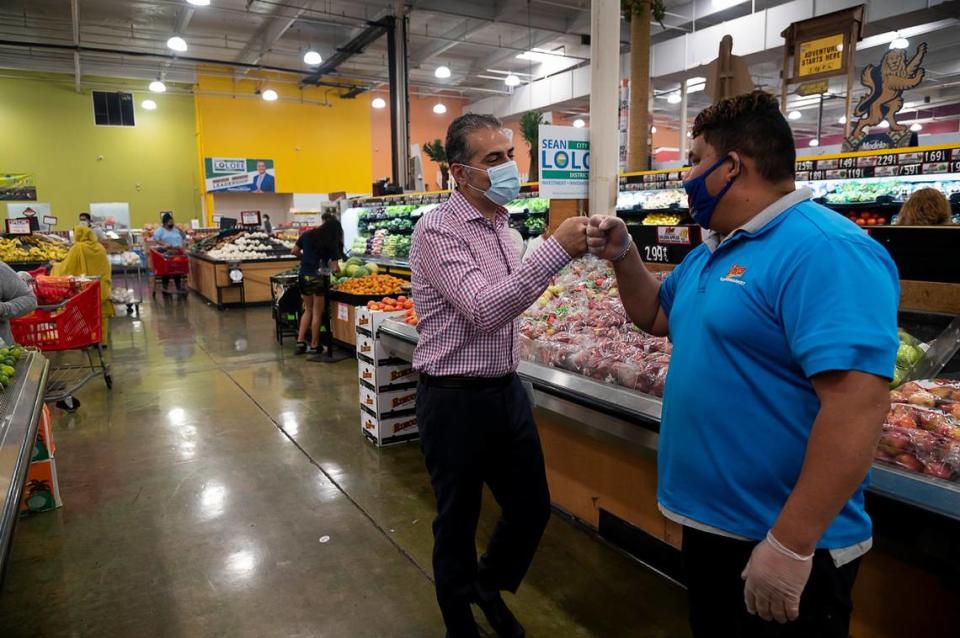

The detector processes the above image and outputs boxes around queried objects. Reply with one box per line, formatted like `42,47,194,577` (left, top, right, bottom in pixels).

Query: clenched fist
587,215,631,261
553,216,589,258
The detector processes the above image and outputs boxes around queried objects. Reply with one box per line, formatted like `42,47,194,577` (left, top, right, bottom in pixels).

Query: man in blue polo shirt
587,91,898,637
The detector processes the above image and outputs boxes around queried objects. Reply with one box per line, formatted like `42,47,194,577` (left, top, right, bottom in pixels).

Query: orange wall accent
371,95,467,190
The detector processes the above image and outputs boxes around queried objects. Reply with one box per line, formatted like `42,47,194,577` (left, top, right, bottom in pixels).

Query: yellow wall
195,73,373,211
0,72,201,230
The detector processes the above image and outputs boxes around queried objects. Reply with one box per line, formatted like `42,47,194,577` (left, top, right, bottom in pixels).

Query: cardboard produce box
359,383,417,417
358,358,418,390
355,306,406,337
360,409,419,447
20,457,62,514
356,330,395,363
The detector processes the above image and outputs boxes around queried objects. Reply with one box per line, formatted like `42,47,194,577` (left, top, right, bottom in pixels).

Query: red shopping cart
149,248,190,297
10,277,111,401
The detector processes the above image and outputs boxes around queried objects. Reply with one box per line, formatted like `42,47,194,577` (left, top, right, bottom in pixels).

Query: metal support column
387,1,410,190
589,0,621,215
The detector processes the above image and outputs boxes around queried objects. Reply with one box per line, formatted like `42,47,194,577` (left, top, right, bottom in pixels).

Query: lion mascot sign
844,43,926,151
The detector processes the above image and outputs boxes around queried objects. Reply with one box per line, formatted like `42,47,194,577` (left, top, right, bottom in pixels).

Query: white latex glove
741,531,814,624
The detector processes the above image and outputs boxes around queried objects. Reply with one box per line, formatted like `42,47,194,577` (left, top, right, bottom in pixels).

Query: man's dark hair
691,91,796,183
445,113,503,166
79,212,91,221
263,214,270,219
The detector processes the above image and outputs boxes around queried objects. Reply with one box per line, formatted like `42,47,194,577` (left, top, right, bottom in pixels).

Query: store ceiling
0,0,958,136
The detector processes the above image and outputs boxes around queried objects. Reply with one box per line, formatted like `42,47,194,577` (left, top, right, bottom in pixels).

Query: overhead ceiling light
166,36,188,52
371,97,386,109
435,65,451,79
303,50,323,65
890,36,909,50
149,80,167,93
432,103,447,114
651,126,657,133
186,0,211,5
141,99,157,110
686,76,706,94
838,115,847,124
910,122,923,132
504,74,521,87
788,110,802,120
809,139,819,147
667,92,682,104
262,89,278,102
516,48,559,63
572,118,585,128
878,120,890,128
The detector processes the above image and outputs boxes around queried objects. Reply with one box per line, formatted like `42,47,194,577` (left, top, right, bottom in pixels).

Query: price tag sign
6,218,32,235
657,226,692,245
241,210,262,225
42,215,58,226
337,303,349,321
629,225,701,265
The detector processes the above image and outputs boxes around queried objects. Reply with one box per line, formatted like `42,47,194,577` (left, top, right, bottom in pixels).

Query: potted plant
423,139,449,190
520,110,545,180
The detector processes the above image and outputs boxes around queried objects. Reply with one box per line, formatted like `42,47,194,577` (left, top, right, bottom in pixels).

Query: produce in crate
877,380,960,481
520,256,672,396
350,236,369,255
890,328,926,388
846,211,888,226
366,295,415,314
202,231,294,261
0,235,70,263
334,274,407,296
0,345,24,390
641,213,684,226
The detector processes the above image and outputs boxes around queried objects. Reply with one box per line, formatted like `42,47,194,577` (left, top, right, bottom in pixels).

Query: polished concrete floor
0,291,690,637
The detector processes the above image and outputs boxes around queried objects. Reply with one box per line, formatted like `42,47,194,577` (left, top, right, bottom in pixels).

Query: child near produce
897,188,952,225
292,218,343,355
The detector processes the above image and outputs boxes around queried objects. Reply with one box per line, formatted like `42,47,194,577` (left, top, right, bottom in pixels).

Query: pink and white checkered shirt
410,190,571,377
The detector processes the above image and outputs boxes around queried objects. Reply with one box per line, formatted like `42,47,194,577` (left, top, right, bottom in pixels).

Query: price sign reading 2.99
643,245,670,263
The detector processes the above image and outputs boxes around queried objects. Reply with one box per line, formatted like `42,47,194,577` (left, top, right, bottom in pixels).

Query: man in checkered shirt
410,113,588,638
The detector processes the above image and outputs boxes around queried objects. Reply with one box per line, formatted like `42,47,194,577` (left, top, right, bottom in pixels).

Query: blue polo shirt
658,189,899,548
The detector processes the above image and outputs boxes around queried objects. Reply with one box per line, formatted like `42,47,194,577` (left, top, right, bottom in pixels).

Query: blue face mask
460,160,521,206
683,155,736,229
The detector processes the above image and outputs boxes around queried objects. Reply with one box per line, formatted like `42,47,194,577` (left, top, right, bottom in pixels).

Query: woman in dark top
292,218,343,355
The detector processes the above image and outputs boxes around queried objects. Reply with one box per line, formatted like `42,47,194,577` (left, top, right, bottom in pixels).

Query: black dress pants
682,526,861,638
417,374,551,637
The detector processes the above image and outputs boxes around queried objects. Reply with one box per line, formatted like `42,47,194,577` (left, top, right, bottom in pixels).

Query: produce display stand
11,279,112,397
187,252,299,308
0,351,50,587
328,290,400,348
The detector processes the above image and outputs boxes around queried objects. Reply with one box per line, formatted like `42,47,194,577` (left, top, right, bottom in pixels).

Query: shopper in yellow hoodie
53,225,114,343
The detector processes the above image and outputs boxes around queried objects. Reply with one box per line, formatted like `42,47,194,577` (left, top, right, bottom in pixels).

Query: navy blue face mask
683,155,736,229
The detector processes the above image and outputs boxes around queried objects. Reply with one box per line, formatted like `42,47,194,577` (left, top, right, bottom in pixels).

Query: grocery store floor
0,291,690,637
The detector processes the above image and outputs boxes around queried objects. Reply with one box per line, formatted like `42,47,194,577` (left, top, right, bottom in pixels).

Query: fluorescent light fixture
838,115,847,124
432,103,447,115
910,122,922,132
262,89,278,102
371,97,386,109
166,36,188,52
303,50,322,65
686,76,706,94
890,36,909,50
149,80,167,93
516,48,561,63
808,139,819,147
435,65,451,79
141,99,157,110
788,110,802,120
572,118,585,128
504,74,521,87
667,92,682,104
186,0,211,5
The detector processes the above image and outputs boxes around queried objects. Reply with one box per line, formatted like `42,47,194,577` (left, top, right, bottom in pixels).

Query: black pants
161,275,184,290
417,375,551,637
682,526,861,638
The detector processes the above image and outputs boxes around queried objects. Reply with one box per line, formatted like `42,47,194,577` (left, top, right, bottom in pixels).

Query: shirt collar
703,187,813,252
447,190,508,226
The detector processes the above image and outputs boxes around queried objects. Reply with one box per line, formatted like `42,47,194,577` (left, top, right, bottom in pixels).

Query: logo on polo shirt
720,264,748,286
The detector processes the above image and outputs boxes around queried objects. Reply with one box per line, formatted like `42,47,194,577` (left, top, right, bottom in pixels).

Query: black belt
419,373,516,390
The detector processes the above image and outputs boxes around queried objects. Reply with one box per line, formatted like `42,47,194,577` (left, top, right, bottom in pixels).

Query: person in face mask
586,91,899,638
410,113,588,638
78,212,107,241
152,212,187,292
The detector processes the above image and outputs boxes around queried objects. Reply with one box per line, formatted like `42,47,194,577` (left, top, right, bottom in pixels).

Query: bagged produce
520,256,672,396
876,380,960,481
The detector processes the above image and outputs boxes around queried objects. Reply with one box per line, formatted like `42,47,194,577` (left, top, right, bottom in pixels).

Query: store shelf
870,464,960,522
0,351,50,583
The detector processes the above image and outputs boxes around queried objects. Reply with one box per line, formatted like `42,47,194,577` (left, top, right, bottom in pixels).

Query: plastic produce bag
876,380,960,481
